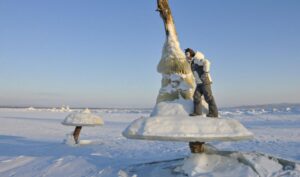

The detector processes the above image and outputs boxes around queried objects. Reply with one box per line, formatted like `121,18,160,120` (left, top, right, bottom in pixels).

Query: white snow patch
180,153,256,177
151,99,194,116
160,73,194,95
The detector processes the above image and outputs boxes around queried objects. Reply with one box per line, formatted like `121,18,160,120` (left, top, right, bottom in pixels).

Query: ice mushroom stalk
73,126,82,144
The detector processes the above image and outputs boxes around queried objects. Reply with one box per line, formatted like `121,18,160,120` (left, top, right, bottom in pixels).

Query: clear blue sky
1,0,299,108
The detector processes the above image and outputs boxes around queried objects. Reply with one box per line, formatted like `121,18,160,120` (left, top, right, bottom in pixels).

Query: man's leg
190,85,202,116
202,84,218,117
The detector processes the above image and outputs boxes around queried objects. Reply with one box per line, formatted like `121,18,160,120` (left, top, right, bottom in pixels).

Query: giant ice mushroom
62,108,104,144
123,0,253,155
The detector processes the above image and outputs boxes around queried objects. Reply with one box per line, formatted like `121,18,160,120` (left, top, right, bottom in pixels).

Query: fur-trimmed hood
194,51,205,60
192,51,209,68
191,51,212,84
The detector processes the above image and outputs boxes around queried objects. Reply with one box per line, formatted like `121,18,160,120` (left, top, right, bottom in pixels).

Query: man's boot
190,101,202,116
206,97,218,118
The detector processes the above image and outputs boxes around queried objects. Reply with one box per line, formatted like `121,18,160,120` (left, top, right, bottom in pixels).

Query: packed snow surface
0,104,300,176
151,98,207,117
62,108,103,126
123,116,253,142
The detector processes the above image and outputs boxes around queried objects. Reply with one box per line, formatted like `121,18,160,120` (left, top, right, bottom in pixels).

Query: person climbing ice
185,48,219,117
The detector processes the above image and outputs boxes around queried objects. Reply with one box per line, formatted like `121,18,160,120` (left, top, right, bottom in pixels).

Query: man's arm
201,59,212,84
203,59,210,73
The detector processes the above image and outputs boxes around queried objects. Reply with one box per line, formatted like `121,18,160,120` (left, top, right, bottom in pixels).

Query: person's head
185,48,195,61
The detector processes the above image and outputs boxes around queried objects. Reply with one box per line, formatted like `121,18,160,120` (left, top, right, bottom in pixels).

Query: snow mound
178,152,300,177
123,151,300,177
151,99,193,116
61,108,104,126
53,105,72,112
63,134,102,146
123,116,253,142
179,153,256,176
219,103,300,116
151,98,207,116
27,107,36,111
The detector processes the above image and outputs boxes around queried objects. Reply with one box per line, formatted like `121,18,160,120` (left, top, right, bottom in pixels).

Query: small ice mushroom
62,108,104,144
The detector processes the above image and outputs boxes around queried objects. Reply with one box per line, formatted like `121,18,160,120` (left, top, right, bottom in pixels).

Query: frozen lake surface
0,104,299,176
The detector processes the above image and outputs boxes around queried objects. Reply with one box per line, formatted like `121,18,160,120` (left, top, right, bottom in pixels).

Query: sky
0,0,300,108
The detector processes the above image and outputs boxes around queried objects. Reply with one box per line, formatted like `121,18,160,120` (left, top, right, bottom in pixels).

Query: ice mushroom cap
62,108,104,126
123,116,254,142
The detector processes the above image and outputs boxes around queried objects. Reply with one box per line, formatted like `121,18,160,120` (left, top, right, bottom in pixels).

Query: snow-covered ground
0,104,299,176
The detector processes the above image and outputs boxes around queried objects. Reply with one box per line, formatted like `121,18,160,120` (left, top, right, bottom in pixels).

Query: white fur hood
191,51,212,84
194,51,205,60
192,51,210,69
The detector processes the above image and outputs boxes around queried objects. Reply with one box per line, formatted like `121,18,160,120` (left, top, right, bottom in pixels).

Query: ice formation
123,0,253,143
123,116,253,142
62,108,103,126
155,15,195,106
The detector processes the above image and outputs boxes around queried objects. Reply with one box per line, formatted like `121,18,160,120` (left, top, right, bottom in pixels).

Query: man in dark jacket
185,48,218,117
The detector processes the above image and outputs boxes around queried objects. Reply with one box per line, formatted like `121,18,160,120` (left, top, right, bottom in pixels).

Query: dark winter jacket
191,52,212,85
